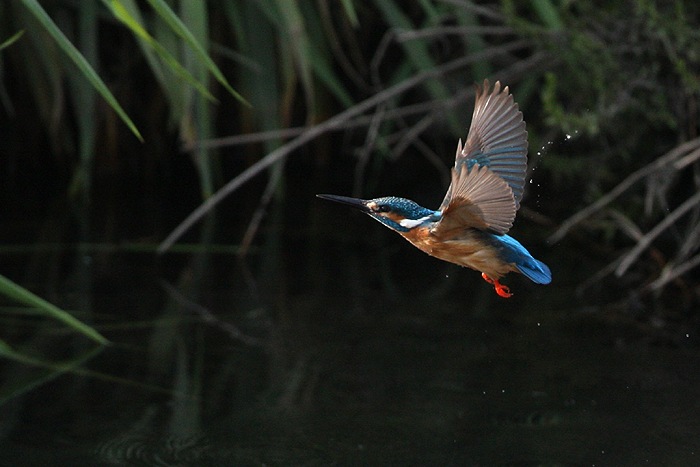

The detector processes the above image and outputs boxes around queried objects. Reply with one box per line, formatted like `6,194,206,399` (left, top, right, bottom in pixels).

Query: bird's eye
375,205,390,213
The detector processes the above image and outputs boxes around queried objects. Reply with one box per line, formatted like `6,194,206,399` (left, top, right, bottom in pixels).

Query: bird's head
317,194,440,233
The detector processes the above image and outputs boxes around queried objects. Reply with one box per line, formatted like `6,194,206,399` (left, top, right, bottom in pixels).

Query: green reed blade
0,30,24,51
145,0,249,107
20,0,143,141
0,274,108,345
0,341,103,405
104,0,216,103
340,0,358,26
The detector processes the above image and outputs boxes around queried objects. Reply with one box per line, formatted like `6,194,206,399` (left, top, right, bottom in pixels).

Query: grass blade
0,274,108,345
145,0,249,106
20,0,143,141
340,0,358,27
0,30,24,51
0,341,103,405
105,0,217,103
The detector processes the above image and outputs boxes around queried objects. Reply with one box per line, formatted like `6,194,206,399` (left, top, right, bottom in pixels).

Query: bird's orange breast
400,227,516,279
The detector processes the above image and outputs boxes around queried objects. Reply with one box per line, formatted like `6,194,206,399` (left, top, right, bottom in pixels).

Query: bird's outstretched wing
434,79,528,235
432,164,516,236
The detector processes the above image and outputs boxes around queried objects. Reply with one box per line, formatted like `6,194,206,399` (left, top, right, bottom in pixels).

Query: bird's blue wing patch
451,81,529,210
463,147,528,205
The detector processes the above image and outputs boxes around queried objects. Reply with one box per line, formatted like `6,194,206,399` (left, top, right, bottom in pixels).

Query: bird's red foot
481,273,513,298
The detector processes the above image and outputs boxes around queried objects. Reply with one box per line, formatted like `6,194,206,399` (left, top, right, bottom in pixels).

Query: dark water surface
0,200,699,466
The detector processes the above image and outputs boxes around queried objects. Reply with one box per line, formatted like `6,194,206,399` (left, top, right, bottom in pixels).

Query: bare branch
650,253,700,291
549,137,700,243
396,26,514,42
192,127,306,151
616,190,700,276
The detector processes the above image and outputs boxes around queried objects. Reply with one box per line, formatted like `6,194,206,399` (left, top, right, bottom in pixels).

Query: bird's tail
516,258,552,285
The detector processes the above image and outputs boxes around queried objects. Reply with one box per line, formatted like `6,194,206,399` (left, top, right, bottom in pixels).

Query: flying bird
318,80,551,297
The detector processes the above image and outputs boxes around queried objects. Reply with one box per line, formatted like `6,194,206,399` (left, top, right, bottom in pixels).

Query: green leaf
19,0,143,141
0,274,108,345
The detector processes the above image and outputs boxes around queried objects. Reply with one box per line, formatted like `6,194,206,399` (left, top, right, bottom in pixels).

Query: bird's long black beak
317,194,370,212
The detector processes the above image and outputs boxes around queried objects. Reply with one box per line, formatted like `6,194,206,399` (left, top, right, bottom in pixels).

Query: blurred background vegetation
3,3,700,462
1,0,699,335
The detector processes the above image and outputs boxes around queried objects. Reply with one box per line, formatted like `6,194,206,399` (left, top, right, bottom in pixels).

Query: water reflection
0,209,699,465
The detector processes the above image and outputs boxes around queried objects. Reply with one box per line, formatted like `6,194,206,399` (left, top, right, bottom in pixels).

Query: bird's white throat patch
399,215,433,229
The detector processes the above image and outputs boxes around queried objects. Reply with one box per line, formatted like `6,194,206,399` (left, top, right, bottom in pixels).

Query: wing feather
440,79,528,212
432,164,516,236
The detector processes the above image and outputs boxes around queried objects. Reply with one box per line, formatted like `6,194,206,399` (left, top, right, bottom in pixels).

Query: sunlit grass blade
0,274,108,345
145,0,249,107
19,0,143,141
0,30,24,51
105,0,217,103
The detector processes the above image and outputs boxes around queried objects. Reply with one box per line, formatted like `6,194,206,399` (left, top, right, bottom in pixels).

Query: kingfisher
318,80,551,297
